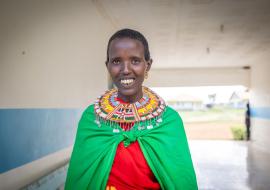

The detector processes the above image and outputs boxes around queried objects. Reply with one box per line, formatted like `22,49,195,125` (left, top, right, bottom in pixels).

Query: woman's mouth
120,78,135,87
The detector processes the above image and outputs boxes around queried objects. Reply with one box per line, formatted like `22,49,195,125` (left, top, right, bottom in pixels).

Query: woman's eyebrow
110,56,121,61
130,56,141,59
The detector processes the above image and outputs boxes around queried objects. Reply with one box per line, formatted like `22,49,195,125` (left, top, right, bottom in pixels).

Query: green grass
177,106,246,140
231,125,246,140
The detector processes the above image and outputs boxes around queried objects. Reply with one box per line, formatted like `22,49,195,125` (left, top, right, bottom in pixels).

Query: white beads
147,125,153,130
113,129,120,133
95,120,101,127
138,126,145,130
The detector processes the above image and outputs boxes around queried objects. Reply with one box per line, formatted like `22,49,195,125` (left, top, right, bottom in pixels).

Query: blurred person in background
245,102,251,140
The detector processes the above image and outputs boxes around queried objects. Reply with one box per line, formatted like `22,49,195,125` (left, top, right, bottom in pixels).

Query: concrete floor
24,140,270,190
189,140,270,190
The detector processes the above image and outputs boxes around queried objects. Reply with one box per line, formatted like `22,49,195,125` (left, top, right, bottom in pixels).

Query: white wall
0,0,114,108
0,1,115,188
250,62,270,154
146,67,250,87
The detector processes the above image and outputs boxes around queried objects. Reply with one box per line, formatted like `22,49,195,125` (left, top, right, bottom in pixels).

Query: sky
151,85,248,104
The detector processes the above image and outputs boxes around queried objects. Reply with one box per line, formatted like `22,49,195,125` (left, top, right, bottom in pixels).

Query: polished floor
24,140,270,190
189,140,270,190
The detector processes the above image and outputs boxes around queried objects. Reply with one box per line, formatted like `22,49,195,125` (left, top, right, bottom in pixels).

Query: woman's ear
146,59,153,72
106,61,111,73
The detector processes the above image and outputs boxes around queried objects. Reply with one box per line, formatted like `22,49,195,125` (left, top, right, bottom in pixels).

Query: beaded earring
145,71,148,79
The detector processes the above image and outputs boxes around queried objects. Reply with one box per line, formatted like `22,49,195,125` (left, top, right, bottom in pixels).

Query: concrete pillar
250,62,270,153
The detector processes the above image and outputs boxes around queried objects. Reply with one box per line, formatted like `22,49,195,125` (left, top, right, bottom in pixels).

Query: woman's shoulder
85,104,95,111
163,105,184,122
164,105,180,116
164,105,178,114
147,88,183,121
76,104,97,131
80,104,95,119
81,104,95,113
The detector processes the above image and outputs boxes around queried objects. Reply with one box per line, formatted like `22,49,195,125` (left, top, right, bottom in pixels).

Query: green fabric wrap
65,104,198,190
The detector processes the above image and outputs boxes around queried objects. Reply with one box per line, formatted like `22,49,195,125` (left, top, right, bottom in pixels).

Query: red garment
106,98,160,190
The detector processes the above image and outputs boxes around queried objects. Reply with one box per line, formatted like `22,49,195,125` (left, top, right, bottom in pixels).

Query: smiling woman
106,31,152,103
65,29,198,190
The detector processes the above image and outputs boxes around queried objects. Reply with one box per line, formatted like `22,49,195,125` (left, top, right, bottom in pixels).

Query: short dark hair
106,28,151,64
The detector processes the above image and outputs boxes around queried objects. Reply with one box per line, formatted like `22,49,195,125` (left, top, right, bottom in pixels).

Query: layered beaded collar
94,86,166,125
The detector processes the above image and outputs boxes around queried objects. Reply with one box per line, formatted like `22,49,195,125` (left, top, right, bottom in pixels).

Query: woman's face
107,37,152,102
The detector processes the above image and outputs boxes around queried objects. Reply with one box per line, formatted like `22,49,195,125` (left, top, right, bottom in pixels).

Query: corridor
1,0,270,189
190,140,270,190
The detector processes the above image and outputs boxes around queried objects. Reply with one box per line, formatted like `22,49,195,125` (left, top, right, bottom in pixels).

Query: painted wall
250,62,270,154
146,67,250,87
0,0,114,189
0,0,113,109
0,1,267,189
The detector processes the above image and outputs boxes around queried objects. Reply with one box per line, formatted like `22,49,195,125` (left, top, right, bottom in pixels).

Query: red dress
106,98,160,190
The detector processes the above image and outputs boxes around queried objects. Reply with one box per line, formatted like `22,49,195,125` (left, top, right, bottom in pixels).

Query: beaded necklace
94,86,166,132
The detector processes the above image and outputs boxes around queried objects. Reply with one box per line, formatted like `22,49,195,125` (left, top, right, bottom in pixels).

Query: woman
65,29,198,190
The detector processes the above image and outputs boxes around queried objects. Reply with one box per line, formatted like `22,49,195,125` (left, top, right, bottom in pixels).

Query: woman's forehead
109,38,144,53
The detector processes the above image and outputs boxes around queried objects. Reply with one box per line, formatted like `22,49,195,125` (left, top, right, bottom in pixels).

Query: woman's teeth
120,79,134,85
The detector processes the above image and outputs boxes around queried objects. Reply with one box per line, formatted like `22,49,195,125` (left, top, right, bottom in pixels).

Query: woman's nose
122,61,131,74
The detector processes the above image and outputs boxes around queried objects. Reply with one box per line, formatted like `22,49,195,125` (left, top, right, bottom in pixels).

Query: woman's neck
117,89,143,104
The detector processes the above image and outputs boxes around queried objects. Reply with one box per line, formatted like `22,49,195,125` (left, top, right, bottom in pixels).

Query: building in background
167,94,204,111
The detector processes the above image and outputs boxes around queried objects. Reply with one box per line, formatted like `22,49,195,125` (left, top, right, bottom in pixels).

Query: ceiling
93,0,270,68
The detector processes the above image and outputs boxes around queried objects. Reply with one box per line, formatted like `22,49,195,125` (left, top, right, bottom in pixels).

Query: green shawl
65,104,198,190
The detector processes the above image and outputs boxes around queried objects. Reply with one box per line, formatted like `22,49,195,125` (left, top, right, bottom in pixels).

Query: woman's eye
131,59,140,65
112,60,121,65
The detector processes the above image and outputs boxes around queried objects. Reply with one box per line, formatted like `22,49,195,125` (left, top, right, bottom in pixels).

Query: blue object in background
251,107,270,120
0,108,83,173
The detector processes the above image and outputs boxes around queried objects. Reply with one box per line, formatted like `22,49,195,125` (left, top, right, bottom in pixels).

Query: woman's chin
118,88,137,96
117,87,143,102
